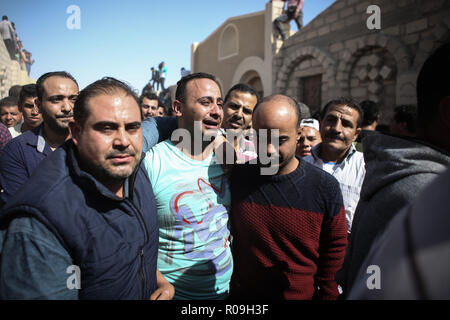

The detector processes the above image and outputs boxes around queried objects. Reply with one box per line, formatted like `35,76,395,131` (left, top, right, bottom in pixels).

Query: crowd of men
0,42,448,300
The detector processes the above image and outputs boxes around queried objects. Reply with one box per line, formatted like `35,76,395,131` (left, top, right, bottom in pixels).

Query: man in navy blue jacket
0,77,174,300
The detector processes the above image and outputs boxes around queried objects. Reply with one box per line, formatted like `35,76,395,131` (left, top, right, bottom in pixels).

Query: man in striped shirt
303,98,365,233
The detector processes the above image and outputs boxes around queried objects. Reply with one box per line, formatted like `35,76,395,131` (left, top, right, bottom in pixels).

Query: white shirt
303,143,366,233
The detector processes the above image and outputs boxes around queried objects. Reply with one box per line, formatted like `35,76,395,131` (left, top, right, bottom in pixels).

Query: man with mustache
0,96,23,138
143,72,233,299
0,71,78,205
303,98,365,234
220,83,259,163
0,77,174,299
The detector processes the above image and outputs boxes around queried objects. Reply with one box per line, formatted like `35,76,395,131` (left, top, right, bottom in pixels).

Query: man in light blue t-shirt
144,73,233,300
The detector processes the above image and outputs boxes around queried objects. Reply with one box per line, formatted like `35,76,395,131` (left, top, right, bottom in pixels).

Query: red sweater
230,159,348,300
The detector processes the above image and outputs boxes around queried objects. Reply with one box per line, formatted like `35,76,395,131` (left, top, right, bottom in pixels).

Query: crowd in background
0,28,448,300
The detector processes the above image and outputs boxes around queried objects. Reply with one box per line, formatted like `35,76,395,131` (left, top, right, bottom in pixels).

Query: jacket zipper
128,199,150,300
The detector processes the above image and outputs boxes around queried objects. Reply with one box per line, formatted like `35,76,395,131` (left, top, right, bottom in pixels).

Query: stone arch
336,33,411,95
241,70,264,98
218,23,239,61
232,56,268,96
275,46,336,95
412,22,450,71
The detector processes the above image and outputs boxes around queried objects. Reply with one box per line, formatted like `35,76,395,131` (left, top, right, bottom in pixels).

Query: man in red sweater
229,94,348,299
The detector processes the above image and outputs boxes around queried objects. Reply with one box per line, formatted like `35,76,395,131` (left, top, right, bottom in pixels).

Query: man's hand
150,270,175,300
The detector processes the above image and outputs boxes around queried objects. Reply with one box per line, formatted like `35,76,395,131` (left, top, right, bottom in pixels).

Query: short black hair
0,96,19,108
8,85,22,98
2,16,7,21
175,72,221,102
393,104,417,134
320,97,363,128
74,77,141,126
36,71,78,101
417,42,450,126
360,100,380,126
18,84,37,107
224,83,260,105
298,102,311,119
139,92,158,105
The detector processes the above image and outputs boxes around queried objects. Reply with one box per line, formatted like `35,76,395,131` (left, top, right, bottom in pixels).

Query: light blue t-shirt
144,139,233,300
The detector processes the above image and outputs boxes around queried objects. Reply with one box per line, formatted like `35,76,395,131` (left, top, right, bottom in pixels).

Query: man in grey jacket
338,42,450,296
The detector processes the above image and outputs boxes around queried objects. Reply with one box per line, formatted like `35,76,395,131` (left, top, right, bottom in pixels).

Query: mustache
106,149,136,159
325,132,345,141
56,113,73,118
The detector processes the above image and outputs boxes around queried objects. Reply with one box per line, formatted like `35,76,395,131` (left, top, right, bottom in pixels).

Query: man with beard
0,72,78,205
143,73,233,299
0,77,173,300
229,94,347,299
303,98,365,233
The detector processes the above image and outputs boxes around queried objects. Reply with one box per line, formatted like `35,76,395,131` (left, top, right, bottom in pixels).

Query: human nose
31,105,40,115
210,101,222,118
267,143,277,156
61,98,73,113
113,128,130,148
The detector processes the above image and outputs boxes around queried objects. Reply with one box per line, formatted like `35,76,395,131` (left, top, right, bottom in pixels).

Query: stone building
191,1,290,97
274,0,450,123
0,40,35,98
192,0,450,124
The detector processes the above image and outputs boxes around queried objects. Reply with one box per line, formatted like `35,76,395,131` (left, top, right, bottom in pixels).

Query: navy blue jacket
0,141,158,299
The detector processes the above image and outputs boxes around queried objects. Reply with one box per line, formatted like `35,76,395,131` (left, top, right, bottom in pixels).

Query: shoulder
303,160,341,191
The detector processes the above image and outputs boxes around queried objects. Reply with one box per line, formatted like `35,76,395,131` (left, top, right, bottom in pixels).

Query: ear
353,127,362,142
296,127,302,142
172,100,183,117
439,96,450,130
69,121,81,146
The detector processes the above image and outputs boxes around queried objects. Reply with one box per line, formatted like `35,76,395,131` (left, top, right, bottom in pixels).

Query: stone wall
0,38,35,99
273,0,450,123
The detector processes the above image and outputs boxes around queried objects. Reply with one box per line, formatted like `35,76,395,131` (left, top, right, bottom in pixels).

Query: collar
311,143,357,165
37,126,47,153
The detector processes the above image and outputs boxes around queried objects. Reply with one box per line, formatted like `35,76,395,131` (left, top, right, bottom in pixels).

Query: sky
3,0,336,93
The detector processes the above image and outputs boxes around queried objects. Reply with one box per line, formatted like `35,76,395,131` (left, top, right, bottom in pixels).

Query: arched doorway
240,70,264,98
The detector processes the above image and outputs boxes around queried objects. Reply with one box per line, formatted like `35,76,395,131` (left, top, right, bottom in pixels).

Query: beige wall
193,12,265,95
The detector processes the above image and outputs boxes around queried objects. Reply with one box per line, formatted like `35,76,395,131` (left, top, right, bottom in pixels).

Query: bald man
229,94,348,300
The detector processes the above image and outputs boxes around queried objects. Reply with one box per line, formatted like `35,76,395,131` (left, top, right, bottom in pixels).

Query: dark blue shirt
0,125,52,205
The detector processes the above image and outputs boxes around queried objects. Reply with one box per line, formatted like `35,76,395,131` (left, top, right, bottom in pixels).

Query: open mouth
203,119,220,130
228,120,243,129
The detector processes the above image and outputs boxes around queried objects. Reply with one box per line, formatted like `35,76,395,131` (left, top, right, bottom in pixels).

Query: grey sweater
348,167,450,299
338,134,450,294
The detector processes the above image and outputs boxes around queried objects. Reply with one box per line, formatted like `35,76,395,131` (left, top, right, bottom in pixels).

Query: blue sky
3,0,335,92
